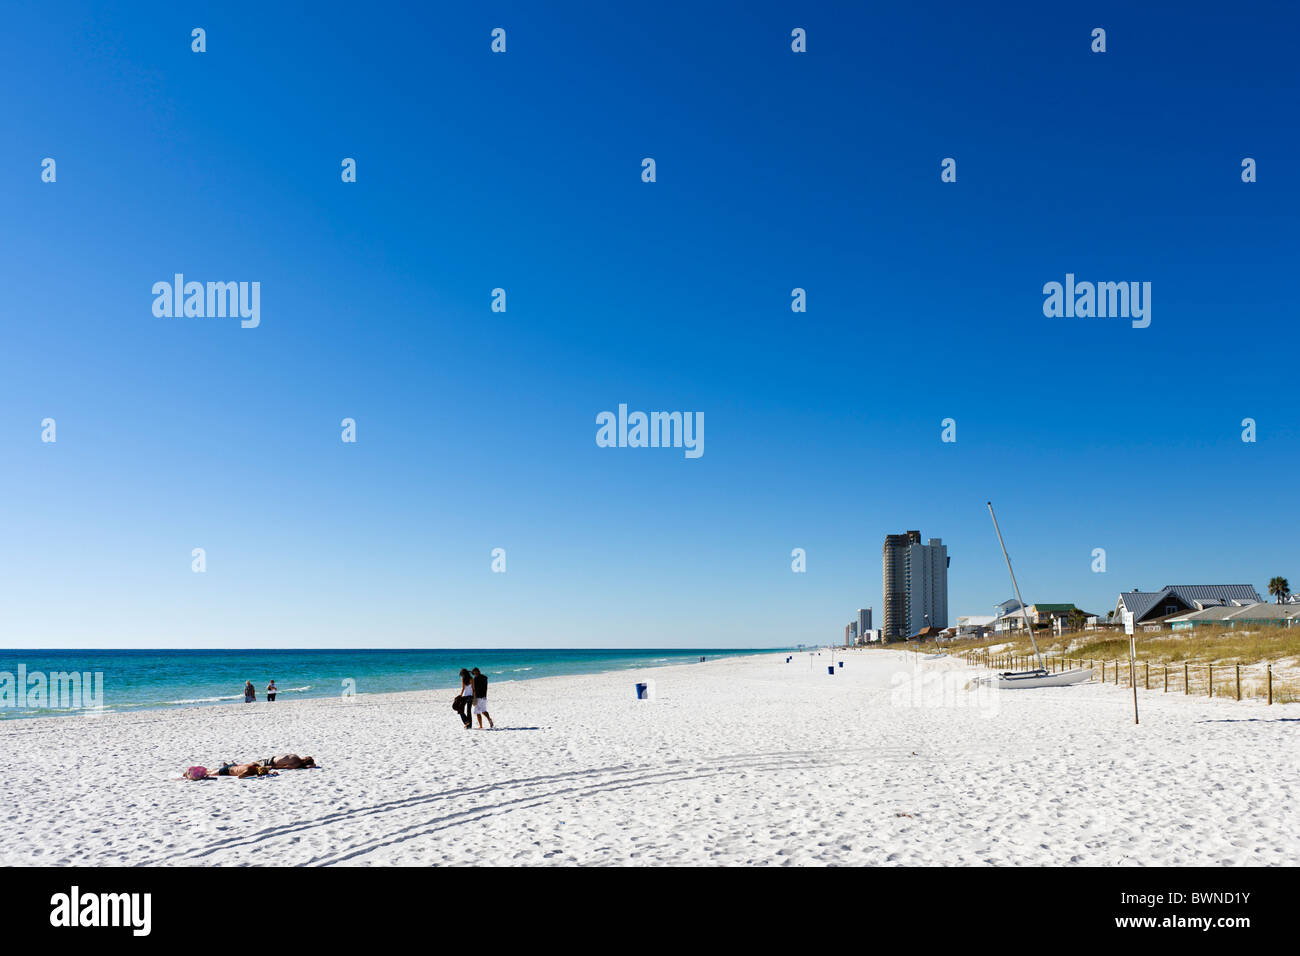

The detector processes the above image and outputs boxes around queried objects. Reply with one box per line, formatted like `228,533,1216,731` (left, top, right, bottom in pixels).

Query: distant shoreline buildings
840,530,952,646
841,532,1288,646
845,608,877,646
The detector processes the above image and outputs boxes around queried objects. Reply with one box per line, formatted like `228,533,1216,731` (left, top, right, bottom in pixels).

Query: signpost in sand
1123,610,1139,725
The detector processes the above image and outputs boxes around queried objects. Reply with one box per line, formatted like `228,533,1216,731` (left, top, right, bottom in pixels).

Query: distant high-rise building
882,531,920,638
882,531,949,639
858,608,871,636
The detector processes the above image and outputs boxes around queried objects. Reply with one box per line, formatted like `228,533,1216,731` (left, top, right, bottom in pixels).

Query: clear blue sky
2,2,1297,648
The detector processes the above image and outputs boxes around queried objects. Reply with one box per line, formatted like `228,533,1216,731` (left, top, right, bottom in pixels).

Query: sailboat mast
987,501,1046,672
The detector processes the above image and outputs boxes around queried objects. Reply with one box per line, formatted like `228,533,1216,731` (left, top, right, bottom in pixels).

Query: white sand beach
2,650,1296,866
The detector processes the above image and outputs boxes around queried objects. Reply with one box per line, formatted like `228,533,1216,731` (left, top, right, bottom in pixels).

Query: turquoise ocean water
0,648,782,720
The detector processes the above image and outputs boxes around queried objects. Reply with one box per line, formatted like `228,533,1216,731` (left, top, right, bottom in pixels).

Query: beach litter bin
827,666,835,675
635,680,655,700
839,661,844,668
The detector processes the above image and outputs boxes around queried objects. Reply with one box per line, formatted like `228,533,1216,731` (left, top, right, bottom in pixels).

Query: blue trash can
635,682,648,699
827,666,835,675
839,661,844,668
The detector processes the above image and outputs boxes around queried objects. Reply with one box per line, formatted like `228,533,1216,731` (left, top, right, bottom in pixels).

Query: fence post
1144,662,1149,690
1267,664,1273,706
1163,663,1167,693
1236,664,1241,702
1101,660,1105,683
1184,663,1189,695
1208,664,1213,698
1114,661,1118,685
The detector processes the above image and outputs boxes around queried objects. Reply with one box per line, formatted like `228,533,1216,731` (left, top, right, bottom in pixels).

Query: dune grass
893,625,1300,703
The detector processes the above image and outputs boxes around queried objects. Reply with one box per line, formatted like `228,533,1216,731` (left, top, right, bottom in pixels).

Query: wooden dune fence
960,649,1295,704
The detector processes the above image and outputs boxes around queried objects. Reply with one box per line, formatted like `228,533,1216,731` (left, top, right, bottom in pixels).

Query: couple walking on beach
453,668,493,730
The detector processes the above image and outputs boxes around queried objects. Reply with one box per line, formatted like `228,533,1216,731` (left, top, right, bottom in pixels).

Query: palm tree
1268,576,1290,604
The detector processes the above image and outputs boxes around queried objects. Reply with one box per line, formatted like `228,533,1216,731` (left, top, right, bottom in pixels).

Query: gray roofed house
1112,587,1185,624
1162,584,1262,605
1166,605,1247,628
1222,603,1300,624
1169,602,1300,629
1114,585,1263,625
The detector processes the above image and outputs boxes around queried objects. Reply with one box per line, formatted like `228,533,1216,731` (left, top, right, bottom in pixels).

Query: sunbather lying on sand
215,762,273,779
197,755,317,779
263,754,316,769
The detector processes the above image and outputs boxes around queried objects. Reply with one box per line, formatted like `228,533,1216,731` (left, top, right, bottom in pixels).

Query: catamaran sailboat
986,502,1093,690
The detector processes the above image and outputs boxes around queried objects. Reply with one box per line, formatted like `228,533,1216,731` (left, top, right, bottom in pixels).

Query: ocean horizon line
0,645,795,653
0,646,801,721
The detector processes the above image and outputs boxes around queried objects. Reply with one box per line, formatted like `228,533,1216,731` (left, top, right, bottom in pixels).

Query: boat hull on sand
996,667,1093,689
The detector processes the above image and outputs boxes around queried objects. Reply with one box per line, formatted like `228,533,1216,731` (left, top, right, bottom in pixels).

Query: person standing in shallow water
471,667,493,729
243,680,256,703
266,679,277,702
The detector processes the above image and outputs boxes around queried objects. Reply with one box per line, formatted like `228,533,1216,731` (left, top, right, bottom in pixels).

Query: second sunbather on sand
216,754,317,778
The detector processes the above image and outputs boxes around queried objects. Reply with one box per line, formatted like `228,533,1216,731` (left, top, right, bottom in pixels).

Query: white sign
1123,610,1134,635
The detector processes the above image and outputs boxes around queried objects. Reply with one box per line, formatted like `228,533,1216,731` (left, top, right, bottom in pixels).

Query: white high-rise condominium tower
882,532,949,639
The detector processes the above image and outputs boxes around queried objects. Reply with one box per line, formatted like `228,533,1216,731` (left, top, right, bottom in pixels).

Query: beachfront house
1168,602,1300,630
1030,603,1086,628
1113,585,1263,628
993,598,1021,619
993,607,1030,633
956,614,996,638
993,603,1088,633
